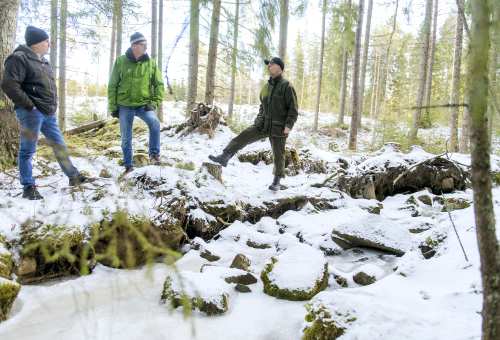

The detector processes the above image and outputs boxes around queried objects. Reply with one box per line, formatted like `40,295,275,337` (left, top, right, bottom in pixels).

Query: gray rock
200,250,220,262
331,235,358,250
353,272,376,285
230,254,251,271
235,284,252,293
442,178,454,193
246,240,271,249
13,257,36,276
225,273,257,285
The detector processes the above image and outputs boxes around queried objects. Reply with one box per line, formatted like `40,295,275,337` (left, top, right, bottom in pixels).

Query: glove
111,110,119,118
145,103,156,111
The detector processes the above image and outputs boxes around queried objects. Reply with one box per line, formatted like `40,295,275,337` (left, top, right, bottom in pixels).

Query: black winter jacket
1,45,58,116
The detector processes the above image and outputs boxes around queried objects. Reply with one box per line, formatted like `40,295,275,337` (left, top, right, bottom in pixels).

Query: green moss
161,276,228,315
20,222,85,250
261,259,328,301
442,198,471,212
0,237,13,280
0,279,21,322
493,171,500,187
303,306,346,340
246,240,271,249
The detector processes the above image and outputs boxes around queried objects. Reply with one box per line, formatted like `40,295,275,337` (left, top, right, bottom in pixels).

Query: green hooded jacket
254,74,299,137
108,48,164,111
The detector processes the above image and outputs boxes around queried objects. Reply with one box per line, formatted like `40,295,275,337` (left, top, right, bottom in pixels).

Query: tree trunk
157,0,163,122
58,0,67,132
409,0,433,145
459,44,471,153
116,0,123,56
108,0,117,116
469,0,500,338
204,0,221,105
278,0,289,61
50,0,58,74
450,0,464,152
0,0,20,169
423,0,438,128
313,0,327,132
187,0,200,116
227,0,239,119
369,50,380,121
300,66,305,110
309,56,314,110
151,0,157,61
348,0,365,150
338,0,352,124
358,0,373,127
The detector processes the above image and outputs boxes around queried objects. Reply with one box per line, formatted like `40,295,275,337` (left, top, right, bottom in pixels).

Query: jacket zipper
41,61,56,113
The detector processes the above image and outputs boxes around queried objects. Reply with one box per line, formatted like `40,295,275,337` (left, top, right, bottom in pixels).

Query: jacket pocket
271,122,285,137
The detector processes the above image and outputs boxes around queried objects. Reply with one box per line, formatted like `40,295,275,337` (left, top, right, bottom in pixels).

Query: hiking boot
69,173,89,186
268,176,281,191
208,149,234,167
22,185,44,200
150,154,161,166
119,167,135,179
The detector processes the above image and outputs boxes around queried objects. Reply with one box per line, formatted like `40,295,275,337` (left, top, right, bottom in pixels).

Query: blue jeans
118,105,160,168
15,107,79,190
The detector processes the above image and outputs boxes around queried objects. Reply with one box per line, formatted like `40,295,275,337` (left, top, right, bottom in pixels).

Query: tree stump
203,162,222,182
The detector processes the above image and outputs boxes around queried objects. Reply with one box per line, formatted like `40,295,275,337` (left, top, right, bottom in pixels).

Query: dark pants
225,125,288,178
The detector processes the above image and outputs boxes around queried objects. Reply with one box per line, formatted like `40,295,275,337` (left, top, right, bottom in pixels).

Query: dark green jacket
254,74,298,137
108,48,164,111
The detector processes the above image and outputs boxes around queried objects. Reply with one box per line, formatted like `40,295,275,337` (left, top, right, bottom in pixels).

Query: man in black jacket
209,57,299,191
1,26,87,200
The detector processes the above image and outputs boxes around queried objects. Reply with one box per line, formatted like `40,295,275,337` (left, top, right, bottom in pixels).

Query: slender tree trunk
338,0,352,124
348,0,365,150
228,0,239,118
152,0,157,61
108,0,117,116
450,0,464,152
358,0,373,127
50,0,58,74
309,55,314,110
313,0,327,132
204,0,221,105
116,0,122,56
369,51,380,121
0,0,20,168
187,0,200,116
157,0,163,122
279,0,289,61
58,0,67,131
469,0,500,338
409,0,433,145
423,0,438,128
300,66,305,110
459,44,471,153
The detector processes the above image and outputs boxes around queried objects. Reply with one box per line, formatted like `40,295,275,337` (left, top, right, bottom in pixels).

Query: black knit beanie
130,32,147,45
25,26,49,47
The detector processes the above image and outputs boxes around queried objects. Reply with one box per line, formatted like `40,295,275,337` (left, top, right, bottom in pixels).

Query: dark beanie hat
25,26,49,47
130,32,147,45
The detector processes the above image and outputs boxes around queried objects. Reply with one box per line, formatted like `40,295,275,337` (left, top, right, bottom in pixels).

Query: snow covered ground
0,98,499,339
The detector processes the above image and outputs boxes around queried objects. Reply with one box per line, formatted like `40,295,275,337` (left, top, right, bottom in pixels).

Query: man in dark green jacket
209,57,298,190
108,32,165,178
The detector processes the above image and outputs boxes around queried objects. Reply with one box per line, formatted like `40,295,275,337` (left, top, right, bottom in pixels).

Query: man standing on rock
108,32,164,178
209,57,298,190
1,26,88,200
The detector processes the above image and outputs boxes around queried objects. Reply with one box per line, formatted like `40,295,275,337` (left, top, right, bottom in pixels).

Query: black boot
22,185,44,200
268,176,281,191
208,149,234,167
69,173,89,186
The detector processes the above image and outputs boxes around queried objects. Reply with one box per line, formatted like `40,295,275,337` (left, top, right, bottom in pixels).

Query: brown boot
150,154,161,166
119,167,135,179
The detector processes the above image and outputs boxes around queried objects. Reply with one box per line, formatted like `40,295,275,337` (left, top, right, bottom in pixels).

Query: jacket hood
14,45,48,62
125,47,150,63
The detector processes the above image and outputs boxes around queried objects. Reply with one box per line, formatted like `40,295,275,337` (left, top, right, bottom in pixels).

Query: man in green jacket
108,32,165,178
209,57,298,190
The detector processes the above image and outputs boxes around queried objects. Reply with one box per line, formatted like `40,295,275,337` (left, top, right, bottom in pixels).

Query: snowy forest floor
0,97,499,339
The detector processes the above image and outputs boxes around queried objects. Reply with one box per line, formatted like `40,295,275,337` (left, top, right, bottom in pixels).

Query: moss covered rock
261,243,328,301
0,237,14,280
442,197,471,212
161,271,229,315
230,254,251,271
419,229,448,259
0,278,20,322
302,297,356,340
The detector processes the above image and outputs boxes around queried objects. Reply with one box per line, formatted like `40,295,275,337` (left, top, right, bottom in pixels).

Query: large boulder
332,214,412,256
0,278,21,322
261,243,328,301
161,271,230,315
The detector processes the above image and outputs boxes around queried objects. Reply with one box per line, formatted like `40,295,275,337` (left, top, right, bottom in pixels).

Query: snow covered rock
261,243,328,301
353,264,386,285
161,271,230,315
302,293,357,340
332,214,412,256
0,277,21,322
0,238,13,280
230,254,251,271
